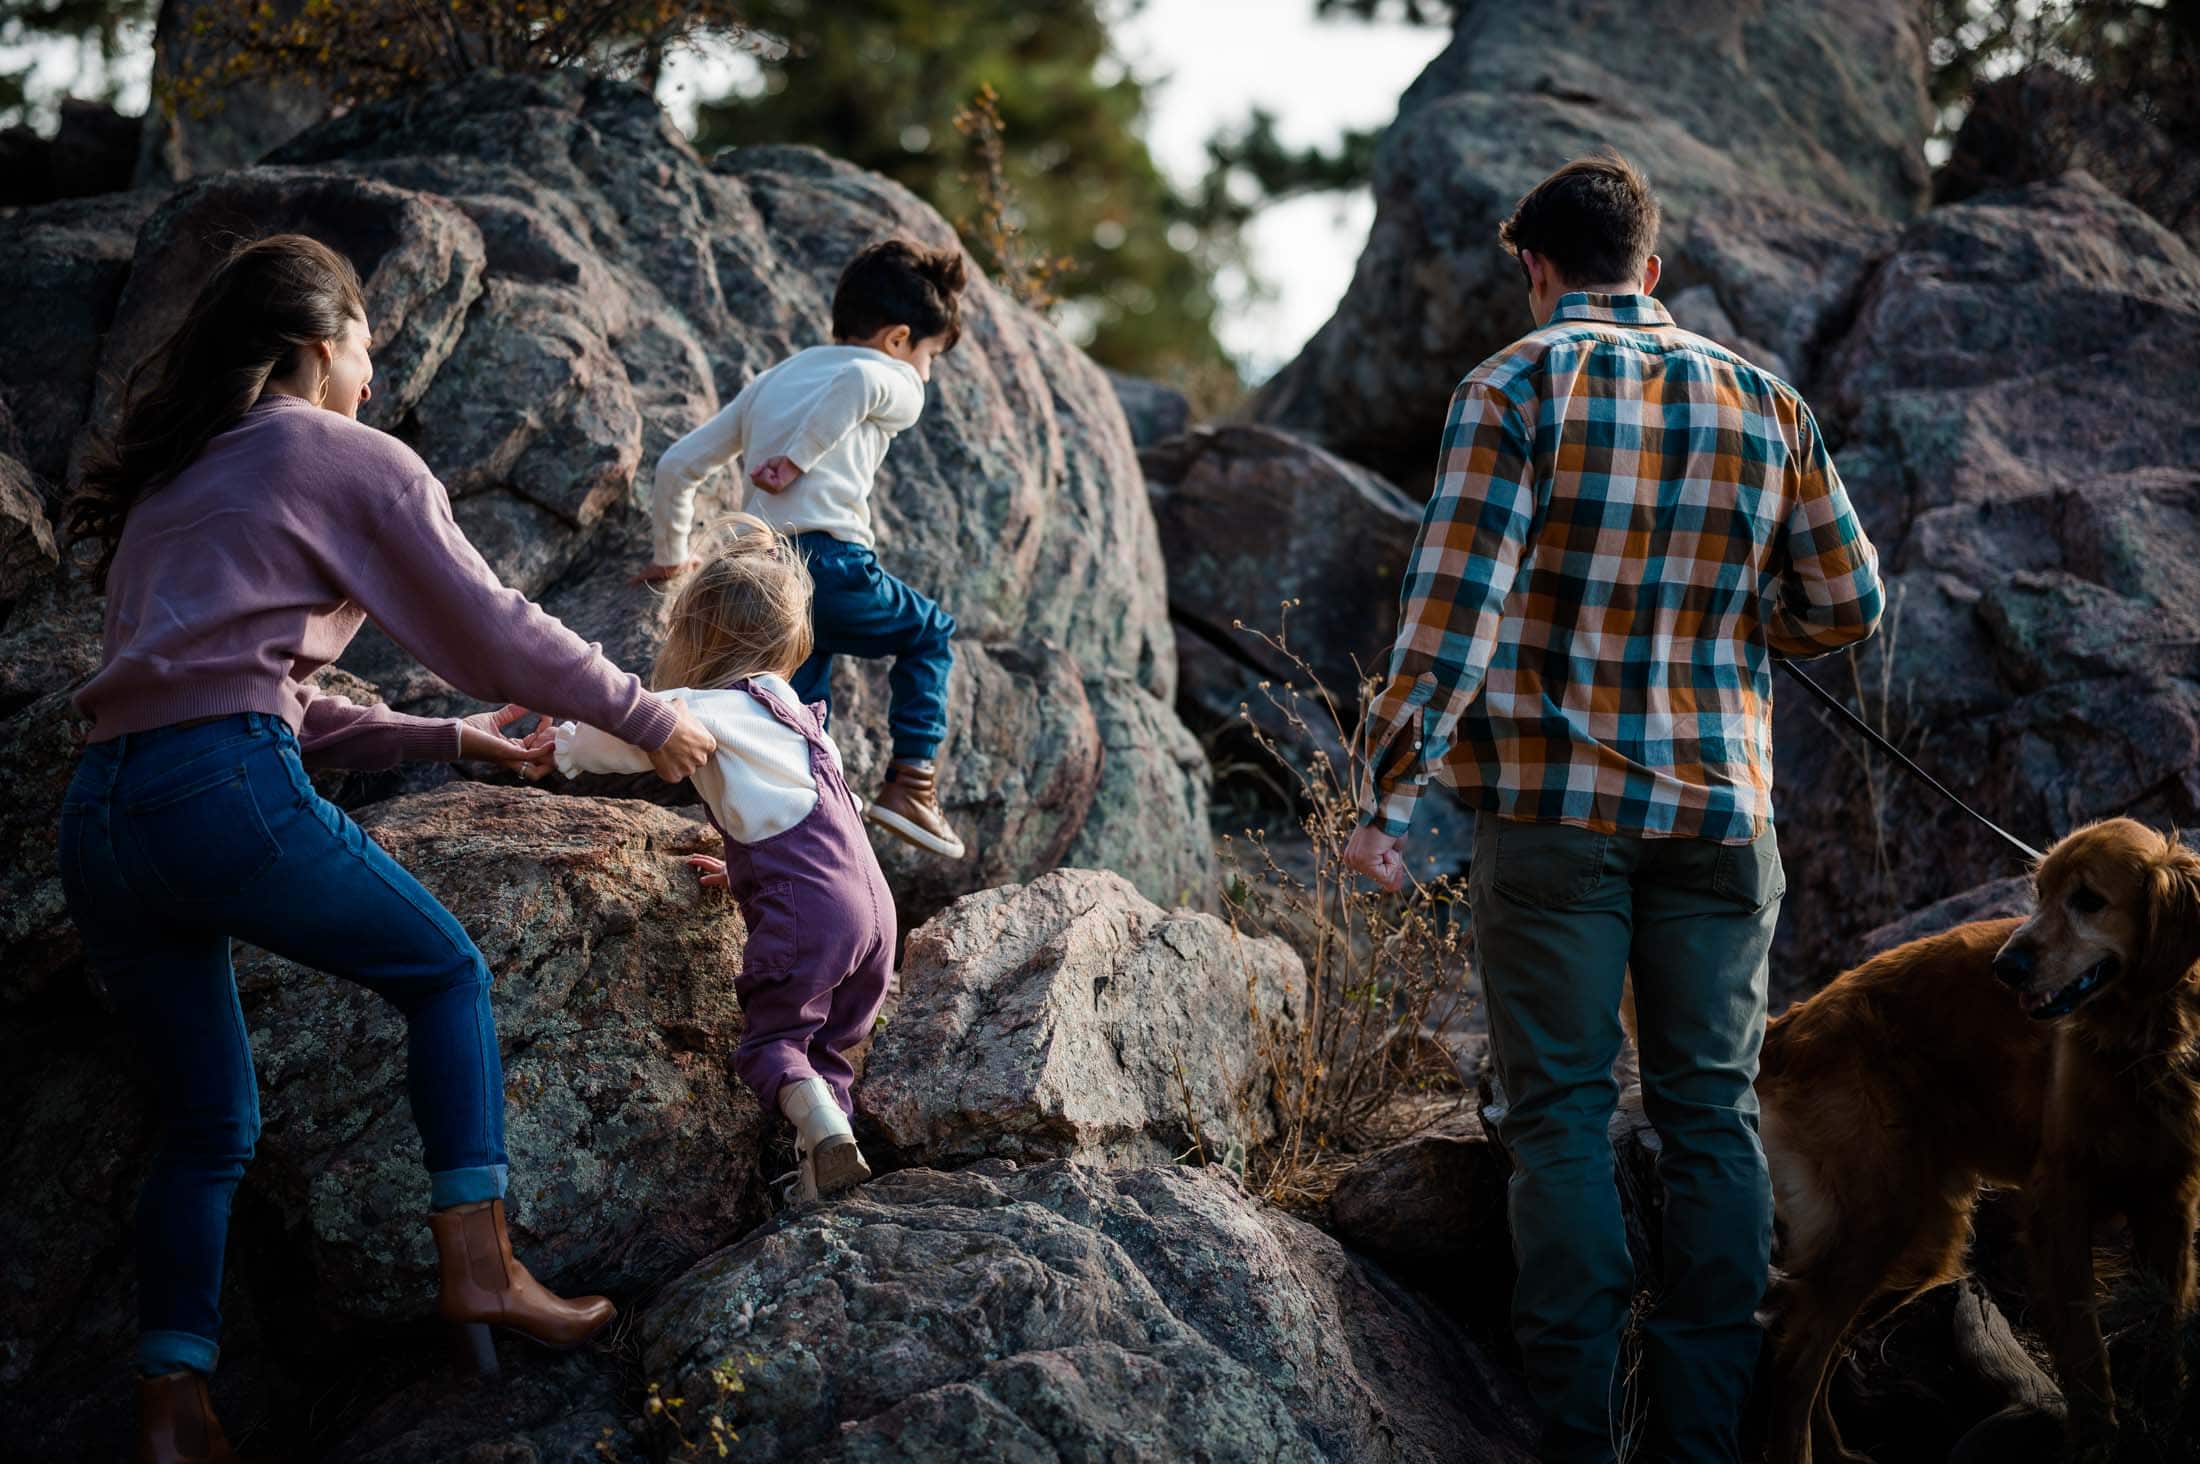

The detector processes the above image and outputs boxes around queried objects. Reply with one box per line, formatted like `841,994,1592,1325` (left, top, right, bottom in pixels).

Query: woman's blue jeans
58,713,508,1378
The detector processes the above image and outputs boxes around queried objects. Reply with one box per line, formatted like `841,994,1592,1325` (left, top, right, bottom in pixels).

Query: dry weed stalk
952,83,1075,309
1219,602,1474,1209
1797,582,1918,914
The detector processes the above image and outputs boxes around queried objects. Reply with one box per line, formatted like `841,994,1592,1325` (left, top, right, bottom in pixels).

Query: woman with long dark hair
60,234,717,1463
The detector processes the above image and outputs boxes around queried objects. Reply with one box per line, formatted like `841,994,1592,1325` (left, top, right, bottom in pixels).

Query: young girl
556,514,892,1200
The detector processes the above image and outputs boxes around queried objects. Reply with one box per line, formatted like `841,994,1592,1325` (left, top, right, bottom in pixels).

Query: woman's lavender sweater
74,394,677,769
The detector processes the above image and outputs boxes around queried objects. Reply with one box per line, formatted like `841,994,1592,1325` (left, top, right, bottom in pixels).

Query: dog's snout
1993,947,2034,988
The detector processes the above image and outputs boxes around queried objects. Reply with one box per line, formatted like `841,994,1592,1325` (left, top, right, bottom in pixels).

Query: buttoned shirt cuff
1361,773,1424,840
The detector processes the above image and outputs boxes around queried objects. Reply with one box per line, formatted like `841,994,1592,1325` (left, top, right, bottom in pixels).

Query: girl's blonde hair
651,513,815,691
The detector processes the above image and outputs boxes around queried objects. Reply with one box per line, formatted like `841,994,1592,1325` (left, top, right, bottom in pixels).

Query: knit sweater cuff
613,694,680,752
403,718,466,764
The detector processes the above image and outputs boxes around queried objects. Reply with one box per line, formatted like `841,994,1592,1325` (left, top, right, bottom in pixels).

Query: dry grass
1797,582,1920,919
1216,603,1477,1210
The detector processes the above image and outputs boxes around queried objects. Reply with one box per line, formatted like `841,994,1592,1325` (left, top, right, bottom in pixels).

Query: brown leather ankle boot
428,1199,615,1376
865,759,966,858
137,1371,236,1464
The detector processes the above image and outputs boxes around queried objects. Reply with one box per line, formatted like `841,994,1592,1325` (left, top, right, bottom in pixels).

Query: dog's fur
1759,818,2200,1462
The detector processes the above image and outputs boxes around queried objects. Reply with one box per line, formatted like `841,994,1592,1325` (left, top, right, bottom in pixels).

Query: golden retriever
1758,817,2200,1462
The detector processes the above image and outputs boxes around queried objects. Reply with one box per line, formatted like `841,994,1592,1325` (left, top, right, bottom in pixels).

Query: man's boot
864,759,965,858
428,1199,616,1377
137,1371,236,1464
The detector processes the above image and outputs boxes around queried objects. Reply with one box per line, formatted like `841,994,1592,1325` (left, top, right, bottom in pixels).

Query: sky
7,3,1451,382
1111,1,1449,376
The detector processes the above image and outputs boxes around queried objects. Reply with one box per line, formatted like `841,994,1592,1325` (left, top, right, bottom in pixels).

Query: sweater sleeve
785,359,924,470
348,470,680,751
651,378,758,567
295,682,462,771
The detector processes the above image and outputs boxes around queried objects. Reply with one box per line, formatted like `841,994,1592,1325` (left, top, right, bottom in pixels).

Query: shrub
1217,603,1476,1209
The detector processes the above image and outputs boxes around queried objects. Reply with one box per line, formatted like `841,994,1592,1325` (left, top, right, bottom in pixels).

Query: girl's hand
685,854,729,892
749,456,801,493
459,704,555,780
629,558,698,586
649,704,716,782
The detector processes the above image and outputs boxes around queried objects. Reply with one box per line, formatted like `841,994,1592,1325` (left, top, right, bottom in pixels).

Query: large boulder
220,74,1207,916
1774,177,2200,990
0,98,140,208
857,870,1305,1169
1938,67,2200,247
1144,424,1421,731
639,1160,1539,1462
1248,0,1931,484
230,782,767,1326
0,189,157,489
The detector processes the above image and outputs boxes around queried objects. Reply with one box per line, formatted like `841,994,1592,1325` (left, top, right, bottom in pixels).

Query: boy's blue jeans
1471,811,1781,1464
790,533,955,763
59,714,508,1378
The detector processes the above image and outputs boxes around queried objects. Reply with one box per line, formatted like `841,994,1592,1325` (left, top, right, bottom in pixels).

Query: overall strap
732,679,835,763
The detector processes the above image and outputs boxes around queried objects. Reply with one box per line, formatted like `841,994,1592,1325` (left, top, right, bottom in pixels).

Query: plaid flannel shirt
1361,292,1884,842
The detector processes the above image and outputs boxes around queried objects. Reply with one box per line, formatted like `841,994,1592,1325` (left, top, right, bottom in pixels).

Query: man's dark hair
1498,151,1660,288
832,240,968,350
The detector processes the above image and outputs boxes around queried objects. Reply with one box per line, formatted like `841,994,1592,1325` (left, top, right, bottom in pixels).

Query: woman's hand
458,704,556,780
649,703,716,783
685,853,729,892
1342,823,1407,892
749,456,801,493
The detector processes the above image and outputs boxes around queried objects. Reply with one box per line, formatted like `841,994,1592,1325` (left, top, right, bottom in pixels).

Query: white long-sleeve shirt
650,345,925,562
554,678,842,844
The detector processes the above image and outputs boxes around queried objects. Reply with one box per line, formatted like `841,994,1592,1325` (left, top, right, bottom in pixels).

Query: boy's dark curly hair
831,240,968,351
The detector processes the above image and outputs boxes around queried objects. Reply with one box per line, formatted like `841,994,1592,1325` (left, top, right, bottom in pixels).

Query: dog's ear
2141,838,2200,990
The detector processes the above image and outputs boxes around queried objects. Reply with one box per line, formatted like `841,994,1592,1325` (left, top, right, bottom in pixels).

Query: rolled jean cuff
429,1163,509,1210
891,736,942,763
139,1329,219,1378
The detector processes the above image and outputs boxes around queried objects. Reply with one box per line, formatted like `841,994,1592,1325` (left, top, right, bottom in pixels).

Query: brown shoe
864,760,966,858
137,1371,236,1464
428,1199,615,1377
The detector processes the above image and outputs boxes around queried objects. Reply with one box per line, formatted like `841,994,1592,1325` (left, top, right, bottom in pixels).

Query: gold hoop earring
314,372,330,406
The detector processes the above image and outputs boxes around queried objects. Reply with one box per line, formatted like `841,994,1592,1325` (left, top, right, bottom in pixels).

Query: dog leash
1776,658,2044,864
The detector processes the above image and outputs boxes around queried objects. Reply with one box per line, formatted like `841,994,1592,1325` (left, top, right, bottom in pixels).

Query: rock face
1105,368,1192,447
1938,67,2200,247
231,783,766,1325
639,1161,1539,1463
0,781,767,1451
231,74,1203,918
1774,176,2200,989
0,99,141,208
1249,0,1931,484
1145,424,1421,725
858,870,1305,1169
0,189,157,491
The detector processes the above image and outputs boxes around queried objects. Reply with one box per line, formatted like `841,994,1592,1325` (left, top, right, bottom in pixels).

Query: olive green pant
1471,812,1781,1464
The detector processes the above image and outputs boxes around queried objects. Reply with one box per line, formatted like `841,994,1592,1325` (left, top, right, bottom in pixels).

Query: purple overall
712,680,896,1116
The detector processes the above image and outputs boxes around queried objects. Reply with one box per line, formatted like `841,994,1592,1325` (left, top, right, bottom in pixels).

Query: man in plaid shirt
1343,154,1883,1462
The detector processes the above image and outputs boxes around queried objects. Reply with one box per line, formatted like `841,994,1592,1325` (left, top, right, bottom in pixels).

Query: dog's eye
2069,885,2107,915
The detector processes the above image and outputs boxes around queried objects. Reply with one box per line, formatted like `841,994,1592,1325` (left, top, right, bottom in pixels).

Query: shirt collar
1548,291,1673,328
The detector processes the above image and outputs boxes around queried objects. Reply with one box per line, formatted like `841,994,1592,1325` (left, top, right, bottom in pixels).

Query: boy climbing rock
641,240,969,859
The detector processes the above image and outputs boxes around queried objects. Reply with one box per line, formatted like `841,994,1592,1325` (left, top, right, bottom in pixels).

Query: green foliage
1928,0,2198,142
0,0,154,126
1312,0,1459,20
1190,106,1381,236
165,0,777,113
690,0,1234,382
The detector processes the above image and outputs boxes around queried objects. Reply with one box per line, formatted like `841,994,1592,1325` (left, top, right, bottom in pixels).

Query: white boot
779,1077,870,1202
